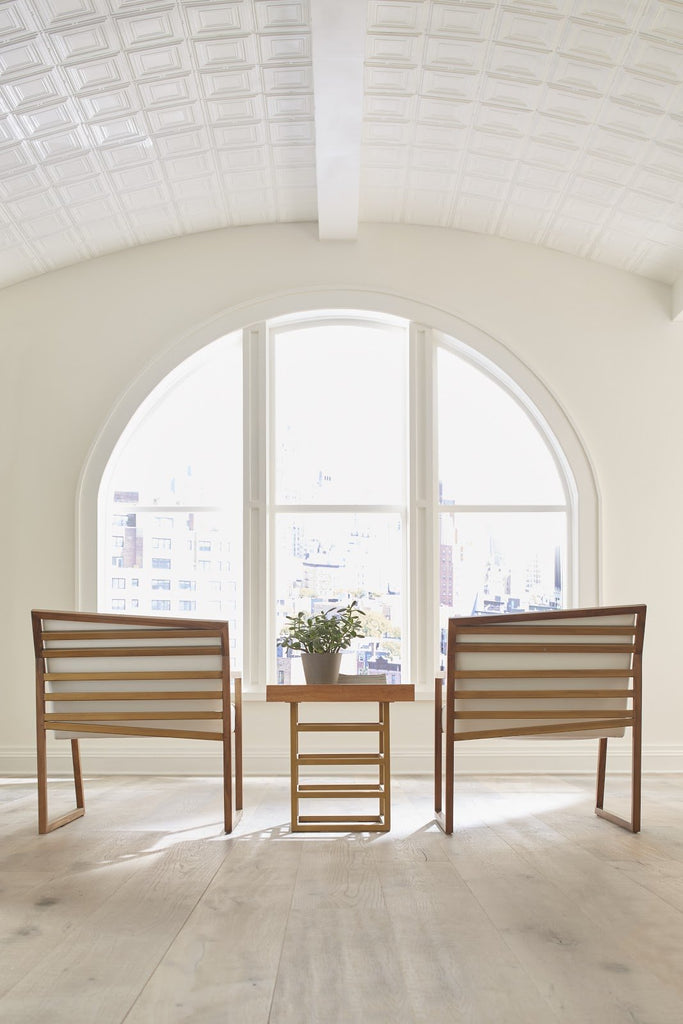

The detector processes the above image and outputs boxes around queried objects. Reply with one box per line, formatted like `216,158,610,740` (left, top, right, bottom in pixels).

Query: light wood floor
2,773,683,1023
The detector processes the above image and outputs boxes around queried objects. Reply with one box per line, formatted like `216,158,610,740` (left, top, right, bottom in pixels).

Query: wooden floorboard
1,774,683,1023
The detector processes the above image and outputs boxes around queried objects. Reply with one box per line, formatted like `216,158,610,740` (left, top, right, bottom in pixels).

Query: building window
99,314,576,690
111,599,125,611
111,577,125,589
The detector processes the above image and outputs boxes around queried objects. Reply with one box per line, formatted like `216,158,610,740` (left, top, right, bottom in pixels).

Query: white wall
3,222,682,778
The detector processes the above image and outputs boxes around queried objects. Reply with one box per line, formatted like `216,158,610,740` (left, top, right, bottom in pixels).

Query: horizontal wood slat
452,668,634,679
45,711,223,722
295,722,381,732
453,688,633,700
452,709,633,720
44,690,223,702
41,645,221,659
41,628,223,641
44,670,223,681
453,642,635,654
452,718,634,741
454,624,637,636
47,721,224,741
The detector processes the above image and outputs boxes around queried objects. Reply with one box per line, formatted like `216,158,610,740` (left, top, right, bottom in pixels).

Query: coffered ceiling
1,0,683,295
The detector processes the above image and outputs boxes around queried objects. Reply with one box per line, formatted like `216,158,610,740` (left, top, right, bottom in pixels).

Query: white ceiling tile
0,143,34,175
367,32,420,64
87,113,147,146
199,69,259,99
48,22,118,63
416,96,473,126
0,2,37,40
100,140,156,170
30,127,90,161
420,68,479,101
79,86,137,119
570,1,645,33
222,167,272,189
639,2,683,45
147,103,199,133
362,142,410,167
56,175,108,203
362,165,407,189
365,66,419,92
610,68,679,112
469,127,527,159
461,173,510,200
631,166,683,200
208,95,266,123
126,44,190,78
162,151,215,181
70,195,123,223
428,4,495,39
549,56,616,94
0,39,52,80
424,36,487,71
32,0,101,29
212,122,266,148
497,10,564,50
481,76,545,110
255,2,309,32
598,98,664,138
265,94,312,118
369,1,428,34
560,19,632,64
43,151,100,183
540,85,604,122
262,65,312,92
366,94,416,120
155,127,210,156
363,121,411,144
63,55,129,93
626,36,683,82
412,122,464,148
509,182,560,210
407,166,454,191
1,71,67,111
114,9,184,49
274,165,315,188
258,33,311,63
269,120,315,144
185,2,255,37
489,45,554,82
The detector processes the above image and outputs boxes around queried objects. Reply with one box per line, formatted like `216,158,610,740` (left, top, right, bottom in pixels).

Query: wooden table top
266,682,415,703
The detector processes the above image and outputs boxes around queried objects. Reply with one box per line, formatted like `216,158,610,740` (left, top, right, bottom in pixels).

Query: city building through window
98,313,575,690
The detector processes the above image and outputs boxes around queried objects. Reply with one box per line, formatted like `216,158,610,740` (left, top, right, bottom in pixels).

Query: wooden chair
32,609,243,834
435,605,646,835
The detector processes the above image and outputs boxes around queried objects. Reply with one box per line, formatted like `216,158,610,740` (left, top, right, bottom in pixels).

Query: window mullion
409,322,437,689
243,322,269,689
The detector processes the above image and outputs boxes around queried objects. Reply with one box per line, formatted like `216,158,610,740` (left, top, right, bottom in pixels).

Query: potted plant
277,601,366,684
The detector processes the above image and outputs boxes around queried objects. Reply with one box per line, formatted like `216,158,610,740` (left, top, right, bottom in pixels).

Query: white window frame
79,296,598,697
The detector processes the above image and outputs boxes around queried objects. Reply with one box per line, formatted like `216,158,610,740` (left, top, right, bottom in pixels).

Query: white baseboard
3,742,683,776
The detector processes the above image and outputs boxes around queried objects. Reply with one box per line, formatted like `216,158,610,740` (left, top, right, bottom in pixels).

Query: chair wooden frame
434,605,646,835
32,609,243,834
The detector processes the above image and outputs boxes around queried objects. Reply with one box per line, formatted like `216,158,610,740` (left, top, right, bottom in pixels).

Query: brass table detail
266,682,415,833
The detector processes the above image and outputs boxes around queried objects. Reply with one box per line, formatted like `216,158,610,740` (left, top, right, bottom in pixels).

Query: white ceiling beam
311,0,366,241
672,274,683,321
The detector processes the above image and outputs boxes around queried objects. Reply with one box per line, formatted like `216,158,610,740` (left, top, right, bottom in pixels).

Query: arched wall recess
77,289,599,624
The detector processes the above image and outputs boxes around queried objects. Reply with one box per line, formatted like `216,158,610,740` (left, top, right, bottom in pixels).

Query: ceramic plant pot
301,651,342,684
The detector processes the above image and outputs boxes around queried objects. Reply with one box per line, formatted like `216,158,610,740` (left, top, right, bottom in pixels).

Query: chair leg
235,676,243,812
594,733,641,833
37,735,85,835
434,678,442,814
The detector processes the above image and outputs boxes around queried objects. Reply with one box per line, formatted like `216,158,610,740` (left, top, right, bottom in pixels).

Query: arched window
98,311,579,690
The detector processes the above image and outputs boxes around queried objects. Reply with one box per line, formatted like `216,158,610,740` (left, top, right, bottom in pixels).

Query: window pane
275,324,406,504
438,511,566,665
438,348,565,504
101,335,243,669
275,513,403,684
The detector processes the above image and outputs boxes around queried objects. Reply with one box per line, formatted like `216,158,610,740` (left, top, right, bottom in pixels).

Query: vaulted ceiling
2,0,683,295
